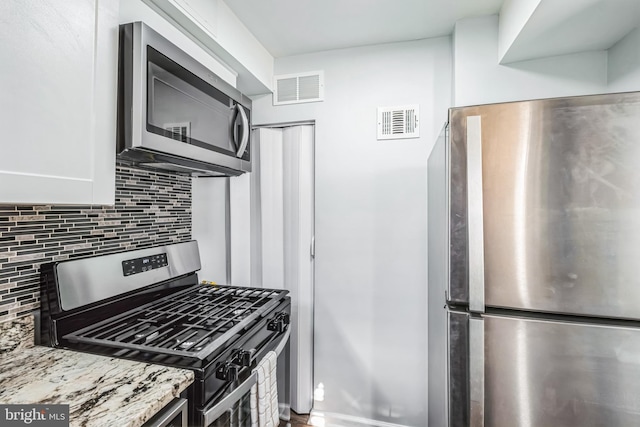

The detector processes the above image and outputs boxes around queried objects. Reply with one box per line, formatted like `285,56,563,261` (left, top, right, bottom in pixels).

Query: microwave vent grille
377,105,420,140
273,71,324,105
164,122,191,142
139,162,196,174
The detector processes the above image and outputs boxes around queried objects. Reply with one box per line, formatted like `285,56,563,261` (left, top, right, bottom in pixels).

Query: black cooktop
63,284,288,360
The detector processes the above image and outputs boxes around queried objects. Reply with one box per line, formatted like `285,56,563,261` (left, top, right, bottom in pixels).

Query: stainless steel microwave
117,22,251,177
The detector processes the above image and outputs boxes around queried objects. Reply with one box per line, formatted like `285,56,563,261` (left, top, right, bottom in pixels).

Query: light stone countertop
0,316,36,355
0,316,194,427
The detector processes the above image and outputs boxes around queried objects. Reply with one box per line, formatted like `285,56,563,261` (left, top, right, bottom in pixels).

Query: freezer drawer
484,314,640,427
448,92,640,319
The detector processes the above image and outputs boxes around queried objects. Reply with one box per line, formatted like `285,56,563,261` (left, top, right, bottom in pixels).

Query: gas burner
58,283,287,359
174,330,208,350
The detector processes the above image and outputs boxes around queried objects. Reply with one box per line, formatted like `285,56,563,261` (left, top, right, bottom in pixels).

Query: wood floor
280,411,312,427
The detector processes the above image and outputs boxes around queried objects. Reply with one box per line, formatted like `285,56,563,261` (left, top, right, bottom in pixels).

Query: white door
251,125,315,414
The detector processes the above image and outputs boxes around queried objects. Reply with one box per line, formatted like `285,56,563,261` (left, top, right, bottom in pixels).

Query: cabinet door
0,0,117,205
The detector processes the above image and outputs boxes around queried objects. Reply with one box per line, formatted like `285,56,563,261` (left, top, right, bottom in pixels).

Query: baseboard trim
309,410,410,427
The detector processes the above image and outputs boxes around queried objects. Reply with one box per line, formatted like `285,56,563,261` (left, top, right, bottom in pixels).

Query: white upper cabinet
0,0,118,205
140,0,274,95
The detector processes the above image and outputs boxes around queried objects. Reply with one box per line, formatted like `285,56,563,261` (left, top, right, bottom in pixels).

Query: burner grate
63,284,287,360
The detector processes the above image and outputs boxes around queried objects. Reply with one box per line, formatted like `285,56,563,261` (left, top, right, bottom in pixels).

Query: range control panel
122,253,168,276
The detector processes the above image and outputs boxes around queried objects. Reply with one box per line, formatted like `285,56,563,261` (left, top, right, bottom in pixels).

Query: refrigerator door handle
469,316,484,427
466,115,485,313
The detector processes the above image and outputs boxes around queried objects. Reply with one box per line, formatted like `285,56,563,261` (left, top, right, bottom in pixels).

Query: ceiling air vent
273,71,324,105
377,105,420,140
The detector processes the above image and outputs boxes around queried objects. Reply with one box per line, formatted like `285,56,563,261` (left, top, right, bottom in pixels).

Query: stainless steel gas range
37,241,291,427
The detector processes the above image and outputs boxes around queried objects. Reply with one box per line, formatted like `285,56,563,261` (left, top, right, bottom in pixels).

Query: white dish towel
250,350,279,427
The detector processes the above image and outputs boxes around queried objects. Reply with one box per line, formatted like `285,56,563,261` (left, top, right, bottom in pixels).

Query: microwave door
147,62,236,154
118,22,252,176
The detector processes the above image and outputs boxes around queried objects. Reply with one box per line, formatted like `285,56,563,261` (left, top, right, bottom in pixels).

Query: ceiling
223,0,504,58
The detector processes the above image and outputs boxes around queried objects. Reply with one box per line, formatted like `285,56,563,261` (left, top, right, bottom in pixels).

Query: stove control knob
267,312,289,333
215,362,239,381
267,318,281,332
232,349,252,367
238,350,252,366
215,363,226,380
227,364,239,381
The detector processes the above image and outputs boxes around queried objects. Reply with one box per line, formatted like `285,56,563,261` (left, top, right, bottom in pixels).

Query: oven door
200,329,290,427
143,398,188,427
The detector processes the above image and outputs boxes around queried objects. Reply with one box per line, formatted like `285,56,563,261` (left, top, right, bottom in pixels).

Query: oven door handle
248,327,291,366
204,370,258,425
274,327,290,357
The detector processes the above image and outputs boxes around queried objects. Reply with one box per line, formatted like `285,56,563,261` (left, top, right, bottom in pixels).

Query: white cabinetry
0,0,118,205
139,0,273,95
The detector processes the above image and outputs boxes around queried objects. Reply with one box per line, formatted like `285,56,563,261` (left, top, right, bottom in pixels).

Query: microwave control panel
122,253,168,276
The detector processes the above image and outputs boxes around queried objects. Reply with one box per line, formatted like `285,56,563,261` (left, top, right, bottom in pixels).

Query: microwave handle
235,104,249,158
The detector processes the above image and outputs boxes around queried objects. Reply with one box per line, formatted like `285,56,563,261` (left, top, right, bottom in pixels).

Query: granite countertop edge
0,344,195,427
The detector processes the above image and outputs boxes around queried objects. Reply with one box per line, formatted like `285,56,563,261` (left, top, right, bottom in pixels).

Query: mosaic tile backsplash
0,164,192,323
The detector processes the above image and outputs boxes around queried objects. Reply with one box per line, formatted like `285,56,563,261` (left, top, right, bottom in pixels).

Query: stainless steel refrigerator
428,92,640,427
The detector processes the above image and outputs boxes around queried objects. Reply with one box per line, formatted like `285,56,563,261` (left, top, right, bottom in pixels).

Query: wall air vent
273,71,324,105
377,105,420,140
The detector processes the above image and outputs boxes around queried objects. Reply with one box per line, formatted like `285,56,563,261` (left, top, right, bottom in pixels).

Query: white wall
454,15,609,107
252,37,451,427
192,178,229,284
